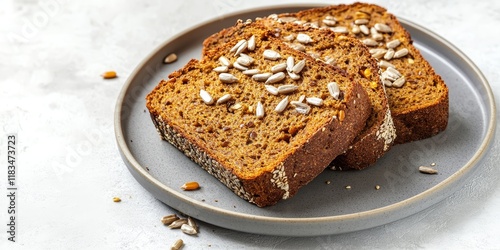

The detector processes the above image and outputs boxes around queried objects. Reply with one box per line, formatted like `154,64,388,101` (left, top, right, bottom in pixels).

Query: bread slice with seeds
282,3,449,144
146,28,371,207
204,19,396,170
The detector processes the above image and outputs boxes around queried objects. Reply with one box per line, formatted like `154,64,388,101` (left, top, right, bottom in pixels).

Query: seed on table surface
216,94,232,105
265,72,286,84
219,73,238,83
181,181,200,191
327,82,340,100
161,214,179,225
306,97,323,106
375,185,381,190
264,84,279,95
271,62,287,73
374,23,392,33
181,224,198,235
292,59,306,74
393,48,409,58
359,25,369,35
263,49,281,60
345,185,352,190
112,197,121,202
256,101,264,119
252,72,273,82
277,84,298,94
296,33,313,44
168,219,188,229
354,19,369,25
392,76,406,88
247,35,256,51
384,49,395,60
171,239,184,250
242,69,260,75
230,39,246,53
213,65,228,73
330,26,349,34
187,217,199,233
219,56,231,67
286,56,294,72
163,53,178,64
199,89,214,105
386,39,401,49
419,165,438,174
274,96,289,113
101,71,117,79
233,62,248,71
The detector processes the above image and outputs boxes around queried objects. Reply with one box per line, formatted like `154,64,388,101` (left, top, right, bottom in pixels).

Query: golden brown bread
285,2,449,144
203,19,396,170
147,28,371,206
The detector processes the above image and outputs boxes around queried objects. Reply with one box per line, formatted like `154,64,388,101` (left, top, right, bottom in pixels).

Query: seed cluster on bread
277,3,449,144
203,19,396,170
147,27,371,207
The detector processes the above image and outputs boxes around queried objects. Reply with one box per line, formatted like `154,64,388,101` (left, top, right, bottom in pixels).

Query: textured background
1,0,499,249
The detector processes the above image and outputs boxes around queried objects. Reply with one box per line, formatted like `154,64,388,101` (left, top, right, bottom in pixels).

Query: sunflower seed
292,102,311,114
274,96,289,113
242,69,260,75
264,84,279,95
383,79,393,87
219,56,231,67
307,51,321,59
213,65,229,73
219,73,238,83
330,26,349,34
270,63,286,73
324,15,336,20
354,19,369,25
375,23,392,33
296,33,313,44
199,89,214,105
419,165,438,174
386,39,401,49
292,59,306,74
283,34,295,42
247,35,256,51
322,19,336,26
386,67,402,77
362,38,378,46
286,56,294,72
288,43,306,52
306,97,324,106
187,217,199,233
216,93,232,104
265,72,286,84
355,11,370,20
256,101,264,119
372,29,384,41
352,24,361,34
263,49,281,60
168,219,188,229
297,94,306,103
230,39,246,53
277,84,298,94
236,56,252,67
181,224,197,235
393,48,409,58
164,53,178,64
304,21,319,28
359,25,369,35
327,82,340,99
378,60,395,69
252,72,273,82
381,70,398,82
392,76,406,87
233,62,248,71
370,48,387,59
384,48,395,60
161,214,179,225
171,239,184,250
234,40,248,56
279,16,298,23
287,71,300,80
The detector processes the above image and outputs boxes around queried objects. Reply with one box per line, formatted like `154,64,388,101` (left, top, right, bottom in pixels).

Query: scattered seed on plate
419,166,438,174
101,71,117,79
375,185,381,190
112,197,121,202
181,181,200,191
325,180,331,185
164,53,178,64
345,185,352,190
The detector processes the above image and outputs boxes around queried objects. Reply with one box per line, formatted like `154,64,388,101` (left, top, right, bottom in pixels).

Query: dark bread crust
294,2,449,145
203,19,395,170
147,33,371,206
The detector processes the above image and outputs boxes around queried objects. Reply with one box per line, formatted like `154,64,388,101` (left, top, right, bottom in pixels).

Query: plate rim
114,3,497,236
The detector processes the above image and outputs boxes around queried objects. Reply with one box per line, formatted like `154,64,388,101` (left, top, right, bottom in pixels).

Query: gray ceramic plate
114,4,496,236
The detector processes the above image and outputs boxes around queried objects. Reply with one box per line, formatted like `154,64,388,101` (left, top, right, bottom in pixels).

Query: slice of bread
287,3,449,144
147,28,371,206
204,19,396,170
